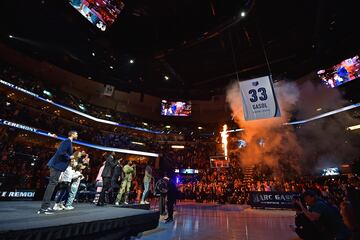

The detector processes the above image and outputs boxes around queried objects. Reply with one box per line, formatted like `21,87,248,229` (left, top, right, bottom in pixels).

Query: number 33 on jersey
239,76,281,121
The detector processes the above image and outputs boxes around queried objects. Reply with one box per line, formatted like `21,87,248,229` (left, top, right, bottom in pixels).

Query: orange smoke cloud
226,81,302,176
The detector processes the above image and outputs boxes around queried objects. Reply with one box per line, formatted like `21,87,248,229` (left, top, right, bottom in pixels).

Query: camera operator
292,195,321,240
294,190,351,240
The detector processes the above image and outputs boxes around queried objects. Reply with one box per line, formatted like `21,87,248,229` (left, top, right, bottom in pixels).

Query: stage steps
243,165,255,183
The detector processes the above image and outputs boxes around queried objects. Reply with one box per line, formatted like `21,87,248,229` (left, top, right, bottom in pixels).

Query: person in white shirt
53,160,76,211
64,164,86,210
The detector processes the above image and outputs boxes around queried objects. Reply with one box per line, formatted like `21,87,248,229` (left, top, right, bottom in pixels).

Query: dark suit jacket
101,155,117,178
47,139,73,171
167,178,177,203
111,165,123,188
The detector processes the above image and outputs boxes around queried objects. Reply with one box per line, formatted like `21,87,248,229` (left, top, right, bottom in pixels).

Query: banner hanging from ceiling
239,76,280,121
103,84,115,96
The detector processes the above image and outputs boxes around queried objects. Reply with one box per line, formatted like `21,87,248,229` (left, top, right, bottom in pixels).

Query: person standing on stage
93,160,106,204
38,130,78,214
115,160,135,205
140,164,153,204
53,159,77,211
97,152,117,206
63,151,89,208
109,158,123,203
64,163,86,210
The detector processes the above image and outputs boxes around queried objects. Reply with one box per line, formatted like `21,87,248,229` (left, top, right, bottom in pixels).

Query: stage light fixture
240,11,246,17
109,66,114,69
347,124,360,131
43,90,52,97
9,35,13,38
164,75,169,80
79,104,86,111
171,145,185,149
129,59,135,64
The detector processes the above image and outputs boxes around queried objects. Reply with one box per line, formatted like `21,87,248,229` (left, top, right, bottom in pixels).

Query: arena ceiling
0,0,359,100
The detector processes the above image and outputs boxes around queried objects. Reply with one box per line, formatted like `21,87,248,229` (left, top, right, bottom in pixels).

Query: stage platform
0,201,160,240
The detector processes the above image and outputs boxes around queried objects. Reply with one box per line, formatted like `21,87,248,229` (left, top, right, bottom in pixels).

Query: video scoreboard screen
68,0,124,31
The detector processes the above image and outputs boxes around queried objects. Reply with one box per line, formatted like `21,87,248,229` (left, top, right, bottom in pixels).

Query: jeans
141,181,150,202
41,167,62,209
55,182,70,203
66,182,80,207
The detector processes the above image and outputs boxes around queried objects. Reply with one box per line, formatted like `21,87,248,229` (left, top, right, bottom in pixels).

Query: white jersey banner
103,84,115,96
239,76,280,121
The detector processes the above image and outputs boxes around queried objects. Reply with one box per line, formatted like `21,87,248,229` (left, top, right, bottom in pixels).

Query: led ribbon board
0,79,161,134
1,79,359,129
0,119,159,157
283,103,360,125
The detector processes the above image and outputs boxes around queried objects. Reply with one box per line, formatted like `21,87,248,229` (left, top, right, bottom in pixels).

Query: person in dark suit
109,158,123,203
97,152,117,206
38,131,78,214
165,171,177,223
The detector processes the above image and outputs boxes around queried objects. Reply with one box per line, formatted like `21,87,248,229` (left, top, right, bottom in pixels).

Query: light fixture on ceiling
171,145,185,149
347,124,360,131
